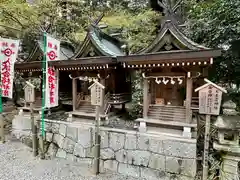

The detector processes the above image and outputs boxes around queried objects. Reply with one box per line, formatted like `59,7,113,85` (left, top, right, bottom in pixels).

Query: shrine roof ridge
195,78,227,93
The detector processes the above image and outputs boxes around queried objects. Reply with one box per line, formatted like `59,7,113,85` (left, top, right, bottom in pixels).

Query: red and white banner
45,35,60,108
0,38,20,99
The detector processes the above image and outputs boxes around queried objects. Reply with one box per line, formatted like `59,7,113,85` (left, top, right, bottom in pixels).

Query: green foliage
128,71,143,119
102,8,161,53
185,0,240,85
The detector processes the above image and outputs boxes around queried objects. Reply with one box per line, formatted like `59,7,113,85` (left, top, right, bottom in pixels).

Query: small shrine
14,0,221,134
213,100,240,180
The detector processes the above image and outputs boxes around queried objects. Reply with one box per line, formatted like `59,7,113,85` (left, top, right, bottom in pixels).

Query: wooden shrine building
14,0,221,135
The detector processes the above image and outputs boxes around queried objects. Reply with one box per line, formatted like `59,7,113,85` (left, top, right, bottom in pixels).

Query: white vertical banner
0,38,20,99
45,35,60,108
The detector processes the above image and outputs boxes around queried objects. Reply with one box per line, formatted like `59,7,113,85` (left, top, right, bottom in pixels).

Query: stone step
150,105,185,109
148,115,186,121
148,114,186,119
148,110,186,115
149,107,186,112
78,107,96,111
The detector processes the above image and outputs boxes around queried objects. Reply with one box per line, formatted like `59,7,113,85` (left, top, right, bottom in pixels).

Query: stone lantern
213,100,240,180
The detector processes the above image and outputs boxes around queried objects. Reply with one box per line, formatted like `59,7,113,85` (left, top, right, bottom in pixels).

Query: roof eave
118,49,221,63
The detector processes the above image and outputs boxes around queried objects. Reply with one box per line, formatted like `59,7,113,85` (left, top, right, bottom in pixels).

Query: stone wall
12,115,197,180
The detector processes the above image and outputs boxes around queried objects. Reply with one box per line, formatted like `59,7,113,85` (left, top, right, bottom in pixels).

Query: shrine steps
147,105,186,122
78,102,96,114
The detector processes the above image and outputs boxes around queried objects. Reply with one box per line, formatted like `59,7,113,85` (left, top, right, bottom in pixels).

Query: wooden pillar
143,78,149,118
72,78,77,111
186,72,193,123
100,79,105,114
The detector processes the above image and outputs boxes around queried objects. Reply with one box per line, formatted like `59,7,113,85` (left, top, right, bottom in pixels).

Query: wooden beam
72,78,77,111
143,79,149,118
117,49,221,62
186,73,193,123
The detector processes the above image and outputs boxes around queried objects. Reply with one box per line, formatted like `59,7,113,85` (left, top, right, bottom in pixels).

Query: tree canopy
0,0,160,56
186,0,240,86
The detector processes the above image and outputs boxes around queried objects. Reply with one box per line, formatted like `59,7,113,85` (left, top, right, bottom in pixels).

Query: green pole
41,32,47,137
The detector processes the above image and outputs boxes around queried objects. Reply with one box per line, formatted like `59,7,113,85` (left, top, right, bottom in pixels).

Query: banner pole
40,32,47,159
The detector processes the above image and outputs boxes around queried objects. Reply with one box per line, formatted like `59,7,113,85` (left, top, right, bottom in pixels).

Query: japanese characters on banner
0,38,20,99
45,35,60,108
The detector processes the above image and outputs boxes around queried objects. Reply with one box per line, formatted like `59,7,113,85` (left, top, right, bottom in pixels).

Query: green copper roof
89,28,124,57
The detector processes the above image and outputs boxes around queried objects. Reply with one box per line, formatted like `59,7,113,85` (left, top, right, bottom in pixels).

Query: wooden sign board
195,79,227,116
198,85,222,115
24,82,35,103
88,80,105,106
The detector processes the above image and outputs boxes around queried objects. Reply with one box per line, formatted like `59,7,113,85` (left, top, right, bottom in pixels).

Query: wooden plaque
24,86,35,103
90,85,103,106
198,85,222,115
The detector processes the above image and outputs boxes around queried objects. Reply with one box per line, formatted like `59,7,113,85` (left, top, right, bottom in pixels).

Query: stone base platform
12,115,197,180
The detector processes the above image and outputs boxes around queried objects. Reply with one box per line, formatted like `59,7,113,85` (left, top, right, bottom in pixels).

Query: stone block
52,134,64,148
137,134,149,151
109,132,125,151
67,126,78,141
100,148,115,160
62,137,76,154
182,127,192,139
140,168,167,180
149,153,165,171
66,153,77,162
125,134,137,150
73,143,86,158
56,149,67,159
104,160,119,172
163,140,196,158
100,130,109,148
46,132,53,142
75,158,93,167
181,159,196,177
47,143,58,158
127,150,151,167
52,123,60,134
78,127,93,148
85,147,94,158
59,124,67,137
165,156,181,174
118,163,140,178
149,138,163,154
44,122,52,132
115,149,127,163
170,174,194,180
99,160,105,173
12,115,31,130
139,122,147,132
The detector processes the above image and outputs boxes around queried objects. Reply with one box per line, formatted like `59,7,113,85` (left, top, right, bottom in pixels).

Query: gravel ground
0,140,143,180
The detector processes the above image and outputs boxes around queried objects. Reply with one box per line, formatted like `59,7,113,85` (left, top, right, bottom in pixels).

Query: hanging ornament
162,77,169,85
155,77,161,84
171,78,175,85
178,77,183,85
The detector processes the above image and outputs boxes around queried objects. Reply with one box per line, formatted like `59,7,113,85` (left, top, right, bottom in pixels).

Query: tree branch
2,9,25,28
